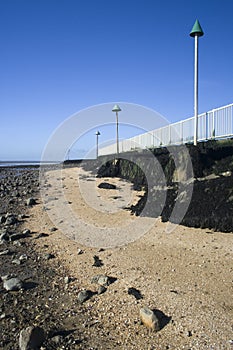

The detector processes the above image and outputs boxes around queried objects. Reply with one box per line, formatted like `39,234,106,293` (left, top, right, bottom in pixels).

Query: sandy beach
12,165,233,349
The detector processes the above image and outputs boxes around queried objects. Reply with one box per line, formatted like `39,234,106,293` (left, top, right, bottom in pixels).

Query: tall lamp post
95,131,100,159
112,104,121,157
190,19,204,146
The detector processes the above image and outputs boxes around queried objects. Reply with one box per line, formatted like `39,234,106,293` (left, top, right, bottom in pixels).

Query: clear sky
1,0,233,160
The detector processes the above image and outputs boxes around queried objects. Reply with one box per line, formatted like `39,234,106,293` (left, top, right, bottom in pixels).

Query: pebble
77,248,84,255
140,306,160,331
12,258,22,265
26,198,36,206
64,276,70,284
77,290,91,303
19,326,46,350
22,229,31,235
3,277,24,291
43,253,54,260
0,249,10,256
91,274,110,286
97,285,107,295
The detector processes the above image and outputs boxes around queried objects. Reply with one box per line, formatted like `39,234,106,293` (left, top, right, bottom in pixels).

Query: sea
0,161,60,168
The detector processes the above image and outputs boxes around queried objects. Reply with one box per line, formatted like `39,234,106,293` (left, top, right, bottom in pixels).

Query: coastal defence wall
87,139,233,233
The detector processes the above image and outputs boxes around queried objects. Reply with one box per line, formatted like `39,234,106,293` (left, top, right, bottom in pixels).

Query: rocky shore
0,167,85,349
0,164,233,349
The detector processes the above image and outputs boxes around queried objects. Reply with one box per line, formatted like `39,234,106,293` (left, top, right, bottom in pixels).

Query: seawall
88,139,233,233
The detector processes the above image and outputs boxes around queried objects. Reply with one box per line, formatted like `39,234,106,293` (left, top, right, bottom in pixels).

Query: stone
91,274,110,286
51,335,63,344
3,277,23,291
26,198,36,206
0,216,6,224
19,326,46,350
0,230,9,242
43,253,54,260
19,254,28,262
64,276,70,284
22,229,31,235
5,215,18,226
0,249,10,256
9,232,26,241
12,258,21,265
97,285,107,295
77,248,84,255
140,306,160,331
77,290,91,303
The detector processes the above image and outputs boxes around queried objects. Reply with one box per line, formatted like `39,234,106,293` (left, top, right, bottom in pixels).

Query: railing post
181,121,183,143
205,112,208,140
212,109,216,139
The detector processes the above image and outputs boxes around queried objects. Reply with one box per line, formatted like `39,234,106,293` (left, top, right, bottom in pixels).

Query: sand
23,166,233,349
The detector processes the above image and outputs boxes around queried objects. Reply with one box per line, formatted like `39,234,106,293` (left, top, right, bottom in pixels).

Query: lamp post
95,131,100,158
190,19,204,146
112,104,121,157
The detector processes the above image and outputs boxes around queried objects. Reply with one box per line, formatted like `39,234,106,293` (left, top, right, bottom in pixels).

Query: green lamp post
112,104,121,156
190,19,204,146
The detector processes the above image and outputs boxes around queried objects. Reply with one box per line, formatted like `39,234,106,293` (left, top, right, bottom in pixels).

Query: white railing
99,103,233,155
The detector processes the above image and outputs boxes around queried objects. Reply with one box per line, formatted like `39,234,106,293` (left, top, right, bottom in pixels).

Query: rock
77,248,84,255
3,277,23,291
0,249,10,256
0,215,6,224
98,182,117,190
91,274,110,286
97,285,107,295
64,276,70,284
26,198,36,206
77,290,91,303
51,335,63,344
19,254,28,262
0,230,9,242
140,306,160,331
5,215,18,225
43,253,54,260
221,171,231,177
49,227,57,232
22,229,31,235
9,232,27,241
12,258,22,265
19,326,46,350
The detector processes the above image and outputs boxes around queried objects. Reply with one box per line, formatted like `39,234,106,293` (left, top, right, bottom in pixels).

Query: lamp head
112,104,121,112
190,19,204,37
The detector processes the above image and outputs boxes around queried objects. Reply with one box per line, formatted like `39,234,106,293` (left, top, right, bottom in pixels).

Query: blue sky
1,0,233,160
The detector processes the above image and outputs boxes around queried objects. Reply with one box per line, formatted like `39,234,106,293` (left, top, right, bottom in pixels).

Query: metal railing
99,103,233,155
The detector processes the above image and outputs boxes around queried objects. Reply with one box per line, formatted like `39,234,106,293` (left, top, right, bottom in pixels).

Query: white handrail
99,103,233,155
